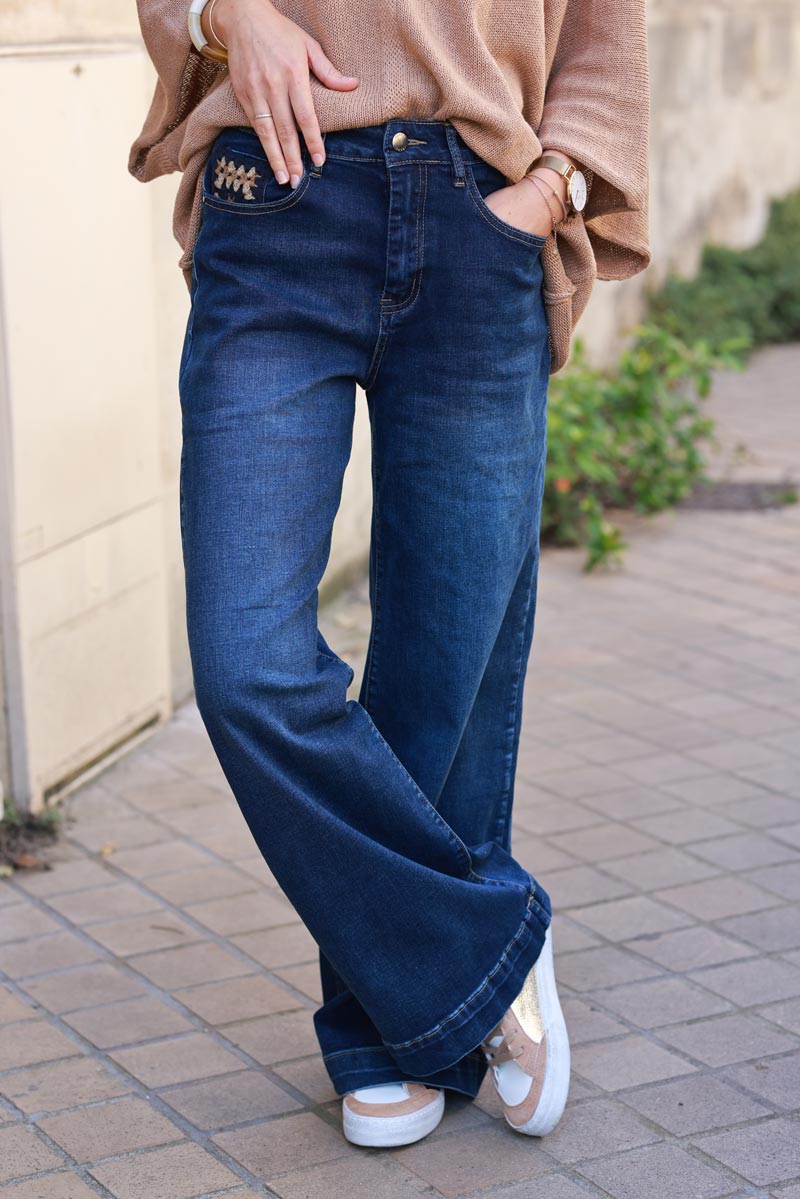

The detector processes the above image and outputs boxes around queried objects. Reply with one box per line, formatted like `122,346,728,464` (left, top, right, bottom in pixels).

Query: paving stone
533,765,637,800
0,1126,63,1184
174,974,302,1025
690,833,798,872
117,779,224,814
46,882,163,925
63,996,194,1049
617,754,711,786
725,795,800,828
161,1069,301,1130
222,1011,319,1065
212,1111,346,1177
0,906,61,944
232,925,318,970
22,963,145,1013
0,1173,99,1199
555,947,660,993
110,1032,242,1088
514,799,602,838
578,1140,734,1199
620,1073,770,1134
131,943,254,990
542,1097,658,1163
549,823,660,863
661,776,765,807
393,1125,554,1196
694,1116,800,1186
1,1057,128,1114
0,988,37,1025
513,837,577,875
581,787,686,822
88,913,204,957
724,1051,800,1110
657,1013,797,1067
185,892,296,937
486,1177,610,1199
0,933,102,980
571,1034,695,1091
271,1056,339,1104
37,1096,182,1162
14,860,115,897
0,1020,78,1071
232,855,282,888
691,957,800,1006
761,996,800,1036
108,841,213,880
747,862,800,901
562,997,628,1044
269,1154,436,1199
626,926,755,973
598,975,731,1028
146,865,261,906
89,1140,241,1199
655,877,781,921
273,963,323,1003
68,815,165,854
570,895,692,942
717,907,800,953
602,846,718,890
634,808,743,845
551,920,600,955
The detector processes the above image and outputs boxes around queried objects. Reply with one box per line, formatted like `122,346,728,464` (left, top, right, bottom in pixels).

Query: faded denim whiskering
178,118,552,1098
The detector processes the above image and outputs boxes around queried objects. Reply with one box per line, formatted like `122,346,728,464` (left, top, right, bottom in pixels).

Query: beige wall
1,0,798,812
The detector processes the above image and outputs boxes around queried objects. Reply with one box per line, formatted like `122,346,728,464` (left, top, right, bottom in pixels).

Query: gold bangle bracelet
207,0,228,52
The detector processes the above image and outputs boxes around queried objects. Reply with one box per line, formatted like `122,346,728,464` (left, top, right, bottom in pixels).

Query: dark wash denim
178,118,552,1099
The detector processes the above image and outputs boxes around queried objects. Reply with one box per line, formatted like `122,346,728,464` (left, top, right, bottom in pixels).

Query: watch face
570,170,588,212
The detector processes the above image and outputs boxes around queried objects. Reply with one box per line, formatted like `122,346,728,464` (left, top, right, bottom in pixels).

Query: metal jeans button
392,131,409,151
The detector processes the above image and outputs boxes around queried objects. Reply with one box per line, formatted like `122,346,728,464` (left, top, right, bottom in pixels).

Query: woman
130,0,650,1150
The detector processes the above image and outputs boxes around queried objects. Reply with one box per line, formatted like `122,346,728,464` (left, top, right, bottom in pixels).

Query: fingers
265,90,305,186
288,75,325,167
250,110,289,183
306,38,359,92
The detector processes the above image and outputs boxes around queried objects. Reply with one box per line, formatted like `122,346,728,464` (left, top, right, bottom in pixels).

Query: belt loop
445,123,466,188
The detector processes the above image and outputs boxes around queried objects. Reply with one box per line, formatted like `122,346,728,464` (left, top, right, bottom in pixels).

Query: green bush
543,190,800,569
649,192,800,353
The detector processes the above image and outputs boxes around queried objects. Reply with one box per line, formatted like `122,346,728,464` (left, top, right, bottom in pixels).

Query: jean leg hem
382,883,551,1077
322,1045,487,1099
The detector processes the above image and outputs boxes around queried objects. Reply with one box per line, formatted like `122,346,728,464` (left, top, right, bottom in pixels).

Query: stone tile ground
1,346,798,1197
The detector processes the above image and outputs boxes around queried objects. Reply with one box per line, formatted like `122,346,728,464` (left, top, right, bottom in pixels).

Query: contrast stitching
384,891,539,1051
380,164,427,315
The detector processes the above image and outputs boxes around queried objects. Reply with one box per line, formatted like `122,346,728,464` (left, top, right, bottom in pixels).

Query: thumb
306,39,359,91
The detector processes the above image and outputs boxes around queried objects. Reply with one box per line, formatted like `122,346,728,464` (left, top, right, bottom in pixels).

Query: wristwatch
188,0,229,63
530,154,588,213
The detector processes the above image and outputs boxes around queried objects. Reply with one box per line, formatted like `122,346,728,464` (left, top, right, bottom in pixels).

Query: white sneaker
342,1081,445,1147
480,925,570,1136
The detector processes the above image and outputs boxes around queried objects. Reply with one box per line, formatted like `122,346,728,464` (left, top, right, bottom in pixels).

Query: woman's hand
483,176,556,240
205,0,359,186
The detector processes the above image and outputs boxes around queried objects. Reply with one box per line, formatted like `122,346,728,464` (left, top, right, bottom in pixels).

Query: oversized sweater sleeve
536,0,651,280
128,0,227,183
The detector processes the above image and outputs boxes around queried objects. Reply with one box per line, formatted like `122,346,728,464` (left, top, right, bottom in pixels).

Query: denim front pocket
464,160,549,253
201,128,312,214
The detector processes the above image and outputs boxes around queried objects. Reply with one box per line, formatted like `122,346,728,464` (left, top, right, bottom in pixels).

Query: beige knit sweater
129,0,651,372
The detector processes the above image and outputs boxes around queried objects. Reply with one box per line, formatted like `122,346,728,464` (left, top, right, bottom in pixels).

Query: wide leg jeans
179,117,552,1099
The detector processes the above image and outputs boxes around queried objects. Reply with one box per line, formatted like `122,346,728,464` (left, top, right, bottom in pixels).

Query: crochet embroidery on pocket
213,156,261,201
